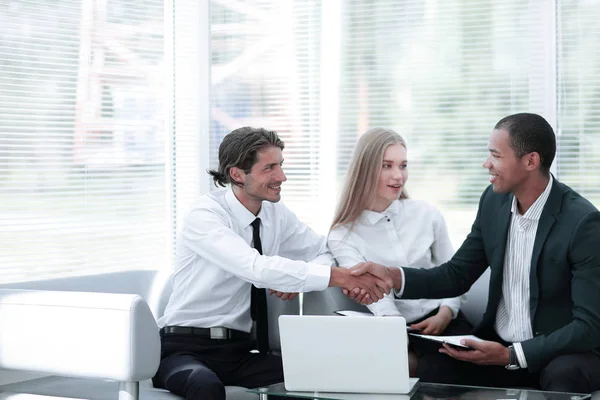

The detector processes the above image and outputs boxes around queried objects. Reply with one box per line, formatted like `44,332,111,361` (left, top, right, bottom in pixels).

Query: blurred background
1,0,598,282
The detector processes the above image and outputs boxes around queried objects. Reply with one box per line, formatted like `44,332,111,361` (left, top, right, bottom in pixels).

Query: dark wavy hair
208,127,284,187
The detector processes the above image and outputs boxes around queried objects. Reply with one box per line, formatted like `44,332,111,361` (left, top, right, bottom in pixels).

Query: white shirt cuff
367,296,402,316
393,267,406,298
513,342,528,369
304,263,332,292
370,306,402,317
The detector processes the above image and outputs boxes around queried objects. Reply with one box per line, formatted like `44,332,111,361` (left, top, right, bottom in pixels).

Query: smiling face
482,128,529,194
371,143,408,212
231,145,287,214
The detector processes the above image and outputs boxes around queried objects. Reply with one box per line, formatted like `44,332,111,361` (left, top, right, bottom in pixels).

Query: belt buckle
210,327,229,339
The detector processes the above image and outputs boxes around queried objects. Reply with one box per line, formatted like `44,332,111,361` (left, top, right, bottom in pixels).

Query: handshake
330,262,402,305
269,262,403,305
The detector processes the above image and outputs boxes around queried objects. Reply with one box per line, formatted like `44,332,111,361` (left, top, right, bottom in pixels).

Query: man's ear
229,167,244,186
525,152,541,171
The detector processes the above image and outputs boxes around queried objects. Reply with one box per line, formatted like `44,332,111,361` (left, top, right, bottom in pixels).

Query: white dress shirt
495,175,553,368
328,199,463,322
158,188,333,332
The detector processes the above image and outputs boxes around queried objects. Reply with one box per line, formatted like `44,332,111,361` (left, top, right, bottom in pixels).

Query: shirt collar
510,175,554,220
225,188,267,228
361,200,401,225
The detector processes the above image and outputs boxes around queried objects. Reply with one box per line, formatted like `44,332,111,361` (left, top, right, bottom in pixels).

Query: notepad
334,310,373,317
334,310,423,333
408,334,483,349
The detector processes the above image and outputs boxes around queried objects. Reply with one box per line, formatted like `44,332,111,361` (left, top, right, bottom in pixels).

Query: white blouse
328,199,463,322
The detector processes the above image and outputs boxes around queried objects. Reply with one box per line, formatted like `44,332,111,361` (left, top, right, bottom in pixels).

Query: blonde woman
328,128,472,376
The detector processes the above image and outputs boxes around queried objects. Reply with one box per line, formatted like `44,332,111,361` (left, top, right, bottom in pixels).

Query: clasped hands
340,262,396,305
341,262,398,305
268,290,298,301
270,262,397,305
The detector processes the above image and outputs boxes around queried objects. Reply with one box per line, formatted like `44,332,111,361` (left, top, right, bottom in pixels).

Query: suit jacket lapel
487,195,513,315
529,179,562,319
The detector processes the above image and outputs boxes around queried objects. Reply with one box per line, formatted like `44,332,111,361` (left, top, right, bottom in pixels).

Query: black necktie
250,218,270,353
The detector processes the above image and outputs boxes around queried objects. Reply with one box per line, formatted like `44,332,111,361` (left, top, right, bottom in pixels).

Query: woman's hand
269,290,298,301
409,306,453,335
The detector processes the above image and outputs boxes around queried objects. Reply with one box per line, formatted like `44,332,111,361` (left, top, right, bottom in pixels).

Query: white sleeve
432,209,463,318
393,267,406,298
328,226,401,316
181,207,330,293
513,343,528,369
278,205,336,266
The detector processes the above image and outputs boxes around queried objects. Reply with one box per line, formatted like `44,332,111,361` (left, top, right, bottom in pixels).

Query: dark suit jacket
402,178,600,372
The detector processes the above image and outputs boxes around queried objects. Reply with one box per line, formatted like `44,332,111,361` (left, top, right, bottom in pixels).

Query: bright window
208,0,563,249
557,0,600,206
2,1,600,282
0,0,167,282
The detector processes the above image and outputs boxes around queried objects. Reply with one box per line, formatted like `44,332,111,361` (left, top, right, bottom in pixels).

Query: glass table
248,382,592,400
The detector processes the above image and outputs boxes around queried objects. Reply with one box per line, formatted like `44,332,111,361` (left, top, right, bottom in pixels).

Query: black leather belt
160,326,250,340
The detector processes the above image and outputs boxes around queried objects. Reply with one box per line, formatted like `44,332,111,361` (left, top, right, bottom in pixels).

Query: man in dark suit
349,113,600,393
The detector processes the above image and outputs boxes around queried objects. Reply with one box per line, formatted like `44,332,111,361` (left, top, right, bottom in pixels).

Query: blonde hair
331,128,408,228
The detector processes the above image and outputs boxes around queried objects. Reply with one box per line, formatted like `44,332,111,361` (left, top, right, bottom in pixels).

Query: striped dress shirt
495,176,553,368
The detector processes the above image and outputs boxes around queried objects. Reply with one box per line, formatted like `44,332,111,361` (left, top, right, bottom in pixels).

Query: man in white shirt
348,113,600,393
152,127,390,400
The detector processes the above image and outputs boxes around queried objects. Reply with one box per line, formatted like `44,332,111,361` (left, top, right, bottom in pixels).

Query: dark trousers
416,329,600,394
152,335,283,400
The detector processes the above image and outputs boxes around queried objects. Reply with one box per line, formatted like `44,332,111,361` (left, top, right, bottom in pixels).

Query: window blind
4,0,598,283
171,0,211,234
557,0,600,208
0,0,168,283
208,0,555,244
209,0,325,230
336,0,555,245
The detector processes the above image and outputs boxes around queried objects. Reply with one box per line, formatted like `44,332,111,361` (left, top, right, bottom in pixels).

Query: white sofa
0,267,499,400
0,269,300,400
1,268,597,399
0,289,160,400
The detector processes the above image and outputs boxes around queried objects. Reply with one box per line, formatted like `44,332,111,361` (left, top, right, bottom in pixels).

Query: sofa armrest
0,289,160,382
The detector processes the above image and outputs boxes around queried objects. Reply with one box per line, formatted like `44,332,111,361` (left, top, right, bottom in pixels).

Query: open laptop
278,315,419,394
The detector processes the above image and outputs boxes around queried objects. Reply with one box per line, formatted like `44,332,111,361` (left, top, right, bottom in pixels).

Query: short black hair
208,127,284,187
494,113,556,175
